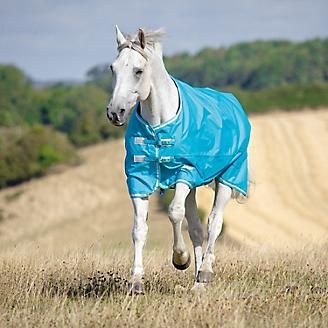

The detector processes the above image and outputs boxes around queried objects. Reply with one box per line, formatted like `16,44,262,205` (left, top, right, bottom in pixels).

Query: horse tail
231,174,255,203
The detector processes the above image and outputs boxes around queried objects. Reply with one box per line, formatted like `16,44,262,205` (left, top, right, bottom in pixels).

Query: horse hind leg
185,188,204,280
197,181,232,283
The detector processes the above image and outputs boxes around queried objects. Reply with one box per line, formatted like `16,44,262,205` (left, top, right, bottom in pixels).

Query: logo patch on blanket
125,78,251,198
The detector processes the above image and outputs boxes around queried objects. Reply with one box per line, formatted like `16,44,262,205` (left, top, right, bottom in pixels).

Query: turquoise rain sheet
125,78,251,198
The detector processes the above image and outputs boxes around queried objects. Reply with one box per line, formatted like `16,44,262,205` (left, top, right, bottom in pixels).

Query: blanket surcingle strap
125,78,251,198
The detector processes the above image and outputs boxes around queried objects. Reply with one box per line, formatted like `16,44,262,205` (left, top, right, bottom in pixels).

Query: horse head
106,26,163,126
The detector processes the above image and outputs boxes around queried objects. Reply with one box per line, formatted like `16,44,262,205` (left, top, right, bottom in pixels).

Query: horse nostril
120,108,126,115
111,112,118,121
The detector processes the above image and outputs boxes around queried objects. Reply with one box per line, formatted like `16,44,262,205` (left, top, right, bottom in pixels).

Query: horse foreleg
185,188,204,280
129,197,149,294
168,182,191,270
197,182,231,283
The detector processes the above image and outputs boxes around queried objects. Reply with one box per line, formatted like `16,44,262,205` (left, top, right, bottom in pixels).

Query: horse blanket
125,78,251,198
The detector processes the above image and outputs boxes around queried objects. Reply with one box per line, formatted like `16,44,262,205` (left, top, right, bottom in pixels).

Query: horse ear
116,25,126,48
138,28,146,49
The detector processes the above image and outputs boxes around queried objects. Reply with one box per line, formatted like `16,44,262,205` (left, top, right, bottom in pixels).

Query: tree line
87,38,328,91
0,38,327,187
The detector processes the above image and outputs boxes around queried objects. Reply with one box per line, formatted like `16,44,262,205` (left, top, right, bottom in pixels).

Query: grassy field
0,245,327,327
0,109,327,327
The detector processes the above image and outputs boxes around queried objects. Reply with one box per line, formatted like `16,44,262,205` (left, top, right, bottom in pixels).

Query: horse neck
140,55,179,126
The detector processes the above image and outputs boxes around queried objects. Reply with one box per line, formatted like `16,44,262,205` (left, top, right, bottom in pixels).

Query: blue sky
0,0,327,81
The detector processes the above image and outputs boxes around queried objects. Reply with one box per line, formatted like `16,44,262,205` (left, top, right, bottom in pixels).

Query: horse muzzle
107,111,125,127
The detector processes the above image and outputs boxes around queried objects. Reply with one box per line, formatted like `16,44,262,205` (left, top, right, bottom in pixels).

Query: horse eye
109,65,113,72
135,69,143,76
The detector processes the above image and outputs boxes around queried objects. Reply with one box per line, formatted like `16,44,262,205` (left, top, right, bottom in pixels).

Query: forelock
118,28,165,60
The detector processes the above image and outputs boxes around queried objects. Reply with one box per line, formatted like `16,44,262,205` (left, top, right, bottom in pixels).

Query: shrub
0,126,78,188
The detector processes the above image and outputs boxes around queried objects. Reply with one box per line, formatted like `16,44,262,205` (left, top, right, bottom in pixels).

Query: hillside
0,109,327,253
197,109,328,248
0,139,171,254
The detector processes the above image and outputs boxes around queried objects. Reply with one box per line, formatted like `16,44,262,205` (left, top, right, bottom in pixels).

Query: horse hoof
172,250,191,270
128,280,145,295
196,271,214,283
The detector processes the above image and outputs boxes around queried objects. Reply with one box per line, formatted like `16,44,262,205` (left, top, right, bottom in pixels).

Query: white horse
107,27,250,294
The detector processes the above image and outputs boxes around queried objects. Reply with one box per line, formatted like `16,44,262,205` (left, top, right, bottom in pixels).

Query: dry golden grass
0,245,327,327
0,109,327,327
